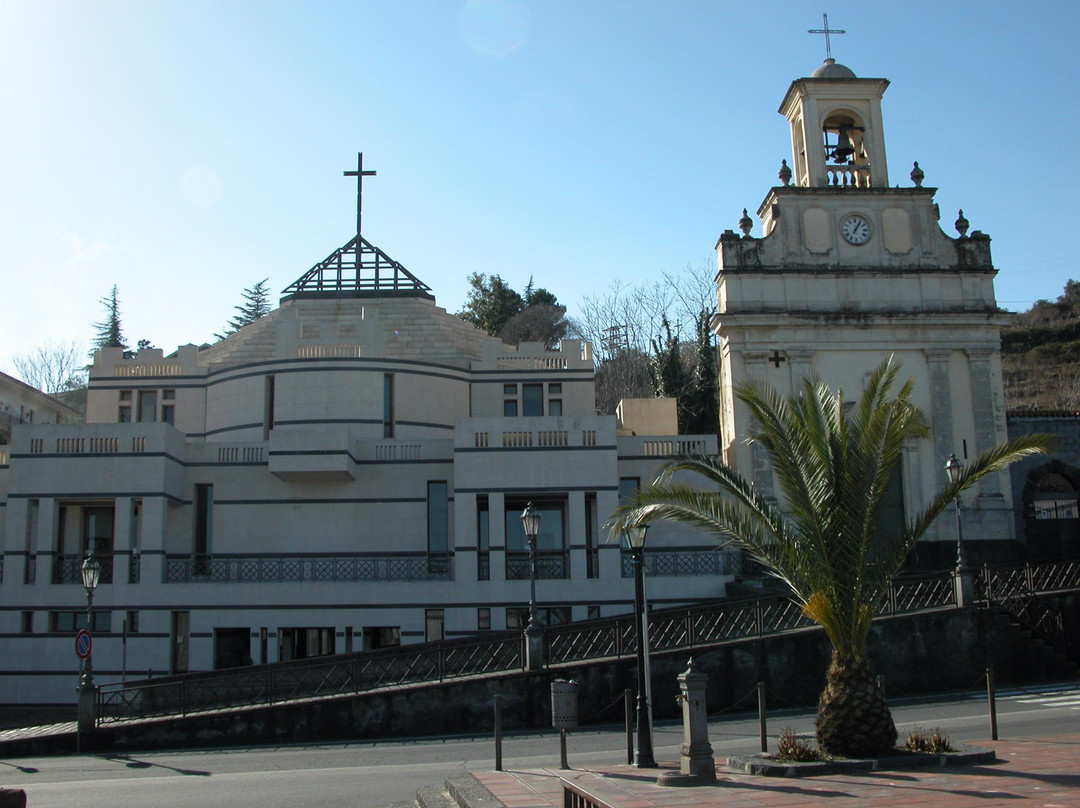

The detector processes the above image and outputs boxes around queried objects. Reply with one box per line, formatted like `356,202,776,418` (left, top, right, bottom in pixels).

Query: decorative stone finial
778,159,792,186
910,161,924,187
738,209,753,237
955,209,969,238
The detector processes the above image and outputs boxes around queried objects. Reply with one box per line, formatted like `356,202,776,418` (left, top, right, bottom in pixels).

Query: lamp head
520,502,541,539
623,523,649,550
945,453,964,485
81,552,102,592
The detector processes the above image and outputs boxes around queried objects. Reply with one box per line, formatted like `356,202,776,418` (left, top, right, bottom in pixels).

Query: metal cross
768,350,786,369
808,13,845,61
343,152,377,240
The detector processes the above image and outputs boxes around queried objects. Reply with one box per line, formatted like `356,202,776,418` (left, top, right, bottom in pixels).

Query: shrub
776,727,822,762
904,727,954,754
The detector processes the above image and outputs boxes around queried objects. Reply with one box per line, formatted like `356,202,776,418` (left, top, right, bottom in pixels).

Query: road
0,683,1076,808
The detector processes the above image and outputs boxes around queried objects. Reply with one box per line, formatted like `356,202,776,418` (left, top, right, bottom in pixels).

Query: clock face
841,214,872,245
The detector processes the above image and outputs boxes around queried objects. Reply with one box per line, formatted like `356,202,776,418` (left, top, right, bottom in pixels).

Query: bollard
494,695,503,771
987,667,998,741
657,657,715,786
758,681,767,753
624,688,634,765
551,680,579,770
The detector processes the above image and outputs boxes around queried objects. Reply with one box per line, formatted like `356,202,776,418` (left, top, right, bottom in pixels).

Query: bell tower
714,58,1016,561
780,59,889,189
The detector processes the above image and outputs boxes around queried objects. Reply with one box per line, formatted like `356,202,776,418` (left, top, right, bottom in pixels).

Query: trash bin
551,679,579,730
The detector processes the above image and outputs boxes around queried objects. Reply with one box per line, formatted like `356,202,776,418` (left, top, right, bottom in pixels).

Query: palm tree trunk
816,650,897,756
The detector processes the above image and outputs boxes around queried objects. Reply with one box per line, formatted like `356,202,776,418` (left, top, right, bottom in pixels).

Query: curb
726,745,997,777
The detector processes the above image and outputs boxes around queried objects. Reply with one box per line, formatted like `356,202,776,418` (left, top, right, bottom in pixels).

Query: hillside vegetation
1002,280,1080,411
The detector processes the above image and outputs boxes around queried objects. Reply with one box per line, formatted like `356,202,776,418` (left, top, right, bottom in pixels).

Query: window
383,374,394,438
118,390,132,423
619,477,640,506
507,606,570,628
264,376,276,439
477,495,490,581
587,606,601,621
503,384,517,395
428,482,448,554
50,611,111,632
21,611,33,633
478,608,491,630
549,399,562,416
83,506,114,559
426,609,445,642
503,399,518,417
523,384,543,416
364,626,400,650
126,611,139,634
585,493,598,578
548,383,562,395
137,390,157,422
505,499,565,552
195,484,213,557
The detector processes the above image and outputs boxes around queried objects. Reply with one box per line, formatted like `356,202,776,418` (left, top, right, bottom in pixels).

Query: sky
1,0,1078,377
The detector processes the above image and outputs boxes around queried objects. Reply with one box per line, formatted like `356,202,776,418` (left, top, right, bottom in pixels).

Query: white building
0,231,722,703
714,57,1015,565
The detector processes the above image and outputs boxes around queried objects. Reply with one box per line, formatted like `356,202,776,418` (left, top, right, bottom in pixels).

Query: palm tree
606,358,1052,756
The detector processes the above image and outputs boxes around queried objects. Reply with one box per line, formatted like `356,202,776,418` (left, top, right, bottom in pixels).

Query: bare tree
13,341,88,394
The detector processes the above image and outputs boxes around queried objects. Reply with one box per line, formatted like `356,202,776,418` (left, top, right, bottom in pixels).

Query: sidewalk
466,735,1080,808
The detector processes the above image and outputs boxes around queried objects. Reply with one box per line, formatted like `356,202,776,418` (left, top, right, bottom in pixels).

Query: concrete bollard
657,657,715,787
0,788,27,808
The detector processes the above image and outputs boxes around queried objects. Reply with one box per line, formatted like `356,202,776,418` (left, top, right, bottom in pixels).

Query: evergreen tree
217,279,271,340
651,316,691,431
91,285,128,357
458,273,525,336
681,310,720,436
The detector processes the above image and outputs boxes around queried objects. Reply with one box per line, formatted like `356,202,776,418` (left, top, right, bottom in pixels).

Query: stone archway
1021,460,1080,560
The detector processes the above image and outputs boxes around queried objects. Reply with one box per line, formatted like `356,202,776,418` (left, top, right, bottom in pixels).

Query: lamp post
625,523,656,768
520,502,545,671
945,453,974,606
78,551,102,736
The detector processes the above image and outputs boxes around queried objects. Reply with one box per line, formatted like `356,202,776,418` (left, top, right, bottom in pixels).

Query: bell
831,131,855,164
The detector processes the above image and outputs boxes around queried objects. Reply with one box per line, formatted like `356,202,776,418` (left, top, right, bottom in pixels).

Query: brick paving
471,735,1080,808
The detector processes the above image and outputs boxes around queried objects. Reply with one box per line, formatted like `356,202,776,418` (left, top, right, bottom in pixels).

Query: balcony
53,554,115,585
621,548,742,577
505,551,569,580
164,553,453,583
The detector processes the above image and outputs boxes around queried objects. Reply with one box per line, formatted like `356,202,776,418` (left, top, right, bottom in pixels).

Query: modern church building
2,54,1072,705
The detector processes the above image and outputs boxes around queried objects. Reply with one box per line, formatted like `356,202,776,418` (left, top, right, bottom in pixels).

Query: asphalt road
1,682,1076,808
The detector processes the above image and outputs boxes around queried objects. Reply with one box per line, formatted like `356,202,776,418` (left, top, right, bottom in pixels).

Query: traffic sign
75,629,92,660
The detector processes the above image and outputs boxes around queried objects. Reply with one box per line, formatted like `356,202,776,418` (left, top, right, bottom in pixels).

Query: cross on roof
808,13,845,61
343,152,377,240
769,350,786,369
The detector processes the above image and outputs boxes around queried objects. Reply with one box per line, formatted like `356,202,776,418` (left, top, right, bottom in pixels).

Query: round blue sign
75,629,92,660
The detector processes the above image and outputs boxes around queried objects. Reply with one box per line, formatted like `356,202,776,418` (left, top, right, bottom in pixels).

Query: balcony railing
164,553,453,583
621,548,742,578
53,555,114,585
505,551,569,580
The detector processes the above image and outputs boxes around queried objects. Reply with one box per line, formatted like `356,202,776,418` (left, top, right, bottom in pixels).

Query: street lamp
624,522,656,768
945,453,974,607
78,551,102,737
520,502,544,670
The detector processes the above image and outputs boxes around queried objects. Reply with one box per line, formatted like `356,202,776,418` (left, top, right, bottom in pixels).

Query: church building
714,56,1015,565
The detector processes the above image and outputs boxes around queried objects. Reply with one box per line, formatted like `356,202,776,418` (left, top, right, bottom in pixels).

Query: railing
976,559,1080,652
53,555,114,585
97,631,523,725
505,551,569,580
92,561,1080,728
825,164,872,188
621,548,742,577
546,570,956,666
164,553,453,583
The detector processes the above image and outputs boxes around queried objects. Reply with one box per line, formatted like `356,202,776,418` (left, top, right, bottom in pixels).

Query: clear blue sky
2,0,1077,374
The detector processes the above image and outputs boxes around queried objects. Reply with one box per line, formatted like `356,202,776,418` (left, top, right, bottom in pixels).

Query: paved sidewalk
469,735,1080,808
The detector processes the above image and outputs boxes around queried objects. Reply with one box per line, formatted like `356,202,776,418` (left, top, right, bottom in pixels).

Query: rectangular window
588,606,601,621
523,383,543,416
585,493,598,579
383,374,394,438
478,607,491,631
21,611,33,633
504,398,517,417
428,481,448,554
503,384,517,395
364,626,401,650
118,390,132,423
477,495,490,581
162,405,175,425
83,506,115,559
507,606,569,628
426,609,445,642
50,611,111,632
137,390,157,422
548,383,562,395
195,484,213,557
126,610,139,634
263,376,276,439
549,399,562,416
619,477,640,506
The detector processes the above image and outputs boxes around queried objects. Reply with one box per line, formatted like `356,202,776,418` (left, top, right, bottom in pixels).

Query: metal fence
98,631,522,725
976,559,1080,652
53,555,114,585
94,560,1079,727
620,548,742,578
